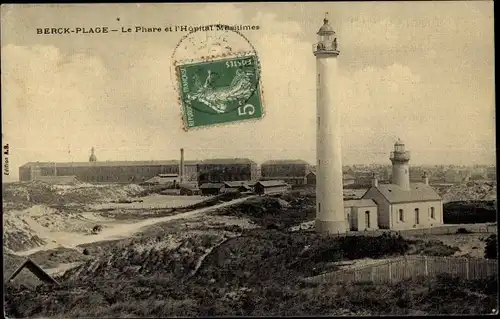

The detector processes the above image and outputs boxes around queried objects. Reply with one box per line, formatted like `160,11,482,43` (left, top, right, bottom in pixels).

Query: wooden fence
304,256,498,284
307,224,498,236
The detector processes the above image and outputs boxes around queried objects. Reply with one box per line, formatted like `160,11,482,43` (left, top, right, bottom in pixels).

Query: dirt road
15,196,255,256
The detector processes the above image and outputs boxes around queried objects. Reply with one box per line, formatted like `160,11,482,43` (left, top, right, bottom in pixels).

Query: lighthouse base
315,219,347,234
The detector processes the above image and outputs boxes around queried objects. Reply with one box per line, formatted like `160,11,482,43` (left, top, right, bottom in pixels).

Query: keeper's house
344,199,379,232
359,140,444,230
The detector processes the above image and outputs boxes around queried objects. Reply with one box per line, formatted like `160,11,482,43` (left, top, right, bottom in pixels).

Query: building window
430,207,435,219
365,210,371,228
399,209,404,222
318,202,321,213
318,116,320,126
415,208,420,224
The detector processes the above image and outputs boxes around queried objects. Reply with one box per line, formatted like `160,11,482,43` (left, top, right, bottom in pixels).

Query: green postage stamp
175,53,264,130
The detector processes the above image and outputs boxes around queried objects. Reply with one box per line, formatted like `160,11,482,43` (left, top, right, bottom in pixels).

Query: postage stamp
175,53,263,129
171,25,265,130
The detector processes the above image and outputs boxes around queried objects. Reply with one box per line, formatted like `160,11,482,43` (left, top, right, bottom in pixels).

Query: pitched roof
34,175,81,185
199,158,256,165
142,176,178,185
367,183,441,203
178,182,199,190
256,180,288,187
343,199,377,208
199,183,224,189
261,159,310,165
20,160,200,168
306,171,355,180
223,181,253,188
5,258,59,286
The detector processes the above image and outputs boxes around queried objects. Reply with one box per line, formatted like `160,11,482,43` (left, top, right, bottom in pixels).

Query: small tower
313,12,346,234
422,171,429,185
371,172,379,187
89,147,97,162
179,148,185,184
390,139,411,190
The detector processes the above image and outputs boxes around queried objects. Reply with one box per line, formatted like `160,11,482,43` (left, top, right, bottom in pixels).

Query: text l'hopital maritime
36,24,261,35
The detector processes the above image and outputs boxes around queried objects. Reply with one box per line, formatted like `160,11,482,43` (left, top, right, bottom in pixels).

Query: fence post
466,258,470,280
388,261,392,283
424,256,429,276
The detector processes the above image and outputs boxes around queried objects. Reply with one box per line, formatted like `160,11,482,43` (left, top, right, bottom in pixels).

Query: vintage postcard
2,2,497,317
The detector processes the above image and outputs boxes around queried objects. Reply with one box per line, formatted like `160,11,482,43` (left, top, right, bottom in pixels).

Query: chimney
371,173,378,187
423,171,429,185
180,148,185,184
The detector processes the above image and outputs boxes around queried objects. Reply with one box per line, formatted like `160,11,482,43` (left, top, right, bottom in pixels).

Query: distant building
444,169,471,183
197,158,258,185
179,183,201,196
486,167,497,181
19,148,201,184
353,170,373,186
343,174,355,186
306,171,355,187
141,174,180,186
220,181,254,193
254,180,289,196
199,183,224,196
19,151,261,185
260,159,311,185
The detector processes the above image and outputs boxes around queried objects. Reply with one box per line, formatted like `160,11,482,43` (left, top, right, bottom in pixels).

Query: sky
1,2,496,181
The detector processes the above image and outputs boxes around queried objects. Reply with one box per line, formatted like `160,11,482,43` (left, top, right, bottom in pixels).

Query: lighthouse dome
317,18,335,34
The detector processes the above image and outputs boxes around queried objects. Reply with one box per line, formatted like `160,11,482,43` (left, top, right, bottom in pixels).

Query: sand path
15,196,255,256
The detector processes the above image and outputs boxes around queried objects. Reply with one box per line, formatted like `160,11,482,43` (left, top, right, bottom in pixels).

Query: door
365,211,370,228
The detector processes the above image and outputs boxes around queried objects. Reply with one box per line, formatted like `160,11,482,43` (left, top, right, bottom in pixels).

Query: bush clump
484,234,497,259
444,201,497,224
456,228,472,234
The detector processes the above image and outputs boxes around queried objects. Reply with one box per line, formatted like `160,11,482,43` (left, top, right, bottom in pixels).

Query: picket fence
304,256,498,284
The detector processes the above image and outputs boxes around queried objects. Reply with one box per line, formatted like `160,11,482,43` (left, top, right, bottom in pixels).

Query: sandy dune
14,196,255,256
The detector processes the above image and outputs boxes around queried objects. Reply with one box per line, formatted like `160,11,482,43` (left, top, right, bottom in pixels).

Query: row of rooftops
20,159,315,169
200,180,288,189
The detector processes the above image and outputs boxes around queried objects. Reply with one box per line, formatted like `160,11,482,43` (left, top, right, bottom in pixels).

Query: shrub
444,201,497,224
484,234,497,259
92,225,103,234
456,228,471,234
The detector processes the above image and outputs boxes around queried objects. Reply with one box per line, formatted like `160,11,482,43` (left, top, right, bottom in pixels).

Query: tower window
318,202,321,213
430,207,435,219
415,208,420,224
399,209,404,222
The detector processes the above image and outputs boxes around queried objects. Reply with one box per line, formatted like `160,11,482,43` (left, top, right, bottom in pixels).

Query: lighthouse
313,13,346,234
390,139,411,190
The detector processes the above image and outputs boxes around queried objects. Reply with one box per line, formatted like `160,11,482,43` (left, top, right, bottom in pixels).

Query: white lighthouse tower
313,13,346,234
390,139,411,190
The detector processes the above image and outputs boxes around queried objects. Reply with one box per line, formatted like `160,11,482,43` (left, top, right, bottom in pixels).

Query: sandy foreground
13,196,255,256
